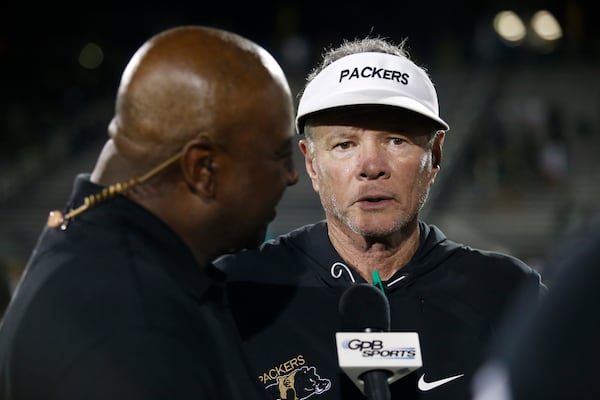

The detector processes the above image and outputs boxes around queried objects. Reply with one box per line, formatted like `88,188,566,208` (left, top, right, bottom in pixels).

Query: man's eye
391,137,406,145
334,142,352,150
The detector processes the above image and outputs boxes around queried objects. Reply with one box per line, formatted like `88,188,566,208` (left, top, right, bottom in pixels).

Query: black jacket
216,220,545,400
0,174,268,400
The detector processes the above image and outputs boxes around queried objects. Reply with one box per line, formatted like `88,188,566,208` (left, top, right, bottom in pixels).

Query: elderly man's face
300,107,443,239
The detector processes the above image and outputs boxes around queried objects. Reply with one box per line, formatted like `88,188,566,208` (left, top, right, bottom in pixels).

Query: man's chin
349,221,400,238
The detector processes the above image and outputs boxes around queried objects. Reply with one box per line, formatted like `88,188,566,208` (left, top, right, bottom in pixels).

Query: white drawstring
330,262,356,283
387,275,407,287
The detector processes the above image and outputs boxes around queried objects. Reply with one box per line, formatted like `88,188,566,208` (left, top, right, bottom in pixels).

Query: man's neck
327,219,421,282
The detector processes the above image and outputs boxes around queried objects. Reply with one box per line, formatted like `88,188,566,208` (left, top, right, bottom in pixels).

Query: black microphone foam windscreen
339,283,391,332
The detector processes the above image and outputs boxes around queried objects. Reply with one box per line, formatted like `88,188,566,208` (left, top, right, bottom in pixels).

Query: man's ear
298,139,320,193
181,136,216,198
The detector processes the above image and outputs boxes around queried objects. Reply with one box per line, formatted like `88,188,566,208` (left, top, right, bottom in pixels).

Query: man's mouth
356,195,394,208
358,194,392,202
363,197,385,202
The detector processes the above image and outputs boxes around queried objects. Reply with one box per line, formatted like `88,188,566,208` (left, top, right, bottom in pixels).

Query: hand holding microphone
336,283,422,400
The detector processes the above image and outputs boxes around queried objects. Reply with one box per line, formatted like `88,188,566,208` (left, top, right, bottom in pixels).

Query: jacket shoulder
215,222,325,280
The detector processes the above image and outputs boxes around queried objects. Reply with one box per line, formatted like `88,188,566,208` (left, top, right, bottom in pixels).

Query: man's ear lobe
181,136,216,198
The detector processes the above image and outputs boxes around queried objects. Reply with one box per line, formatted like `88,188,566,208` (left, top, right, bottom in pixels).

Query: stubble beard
321,184,430,240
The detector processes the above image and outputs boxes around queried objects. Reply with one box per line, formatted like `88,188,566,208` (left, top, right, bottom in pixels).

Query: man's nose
358,143,390,180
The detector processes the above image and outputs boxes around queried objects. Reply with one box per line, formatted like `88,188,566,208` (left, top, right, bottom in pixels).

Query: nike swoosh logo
418,373,465,391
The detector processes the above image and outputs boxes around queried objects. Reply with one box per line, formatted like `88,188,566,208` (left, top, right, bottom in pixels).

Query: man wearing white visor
216,36,545,400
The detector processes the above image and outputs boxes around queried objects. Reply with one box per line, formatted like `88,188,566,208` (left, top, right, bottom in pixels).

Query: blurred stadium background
1,1,598,302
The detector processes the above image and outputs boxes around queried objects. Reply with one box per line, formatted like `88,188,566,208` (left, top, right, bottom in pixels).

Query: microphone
336,283,422,400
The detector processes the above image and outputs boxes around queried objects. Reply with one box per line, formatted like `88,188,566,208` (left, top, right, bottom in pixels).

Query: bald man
0,26,298,400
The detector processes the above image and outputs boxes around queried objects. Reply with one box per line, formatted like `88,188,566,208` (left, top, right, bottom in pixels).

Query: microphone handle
362,370,391,400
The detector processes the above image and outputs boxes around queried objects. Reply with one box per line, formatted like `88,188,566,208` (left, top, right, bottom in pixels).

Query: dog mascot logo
265,365,331,400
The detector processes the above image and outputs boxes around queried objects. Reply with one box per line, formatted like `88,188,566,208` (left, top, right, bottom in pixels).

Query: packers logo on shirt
260,356,331,400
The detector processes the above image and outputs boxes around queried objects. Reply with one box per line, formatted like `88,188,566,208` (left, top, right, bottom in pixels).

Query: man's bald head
109,25,292,165
84,25,298,264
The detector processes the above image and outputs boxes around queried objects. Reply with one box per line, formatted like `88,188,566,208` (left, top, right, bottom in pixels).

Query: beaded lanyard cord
47,149,184,230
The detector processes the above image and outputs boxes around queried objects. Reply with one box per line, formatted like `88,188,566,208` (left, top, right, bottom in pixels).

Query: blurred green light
78,42,104,70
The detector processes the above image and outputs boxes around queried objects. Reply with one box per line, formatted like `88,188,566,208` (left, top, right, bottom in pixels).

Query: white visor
296,52,449,133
